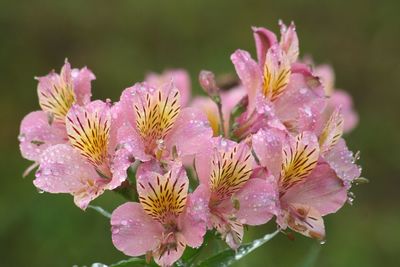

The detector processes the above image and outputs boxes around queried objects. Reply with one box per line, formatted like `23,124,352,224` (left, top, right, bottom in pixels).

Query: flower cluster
19,21,362,267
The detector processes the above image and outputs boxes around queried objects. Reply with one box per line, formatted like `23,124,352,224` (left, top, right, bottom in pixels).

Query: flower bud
199,70,219,97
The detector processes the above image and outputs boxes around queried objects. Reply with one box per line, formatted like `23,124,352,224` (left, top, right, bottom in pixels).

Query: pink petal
34,144,104,210
65,101,111,171
314,64,335,96
166,107,213,159
19,111,67,161
71,66,95,106
283,203,326,241
221,86,246,134
179,184,210,248
281,163,347,216
274,71,326,133
194,138,214,185
329,90,359,133
116,123,150,162
111,202,163,256
234,178,277,225
252,128,285,178
190,96,219,136
279,21,299,64
231,49,262,116
323,139,361,188
211,214,244,250
117,85,138,126
146,69,191,107
252,26,278,67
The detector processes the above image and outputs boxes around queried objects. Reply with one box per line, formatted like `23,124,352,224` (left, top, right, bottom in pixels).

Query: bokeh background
1,0,399,266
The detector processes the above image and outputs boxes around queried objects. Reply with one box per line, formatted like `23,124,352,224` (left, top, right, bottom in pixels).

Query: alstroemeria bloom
252,129,347,240
191,86,246,136
315,64,359,133
146,69,191,107
19,60,95,166
113,81,212,162
318,108,361,189
33,100,130,209
111,163,209,267
231,22,325,138
196,138,276,249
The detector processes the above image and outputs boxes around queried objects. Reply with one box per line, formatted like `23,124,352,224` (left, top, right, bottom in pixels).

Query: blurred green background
1,0,399,266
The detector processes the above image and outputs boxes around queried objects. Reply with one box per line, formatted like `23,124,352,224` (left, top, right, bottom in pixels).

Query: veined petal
66,101,111,171
280,132,319,193
262,44,291,101
137,164,189,224
36,60,95,123
132,82,181,156
210,139,253,201
279,20,299,64
319,108,344,153
37,71,76,123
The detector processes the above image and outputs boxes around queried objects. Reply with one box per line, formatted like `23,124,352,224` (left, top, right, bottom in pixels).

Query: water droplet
320,240,326,245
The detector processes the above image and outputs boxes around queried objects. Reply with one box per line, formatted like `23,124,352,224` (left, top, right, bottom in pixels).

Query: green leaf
87,205,111,219
196,230,280,267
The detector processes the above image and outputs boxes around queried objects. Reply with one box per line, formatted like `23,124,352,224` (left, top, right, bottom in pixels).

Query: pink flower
252,129,348,241
314,64,359,133
317,108,361,188
191,86,246,136
145,69,191,107
33,100,130,209
111,163,209,267
230,22,325,138
113,81,213,163
196,138,276,249
19,59,95,165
